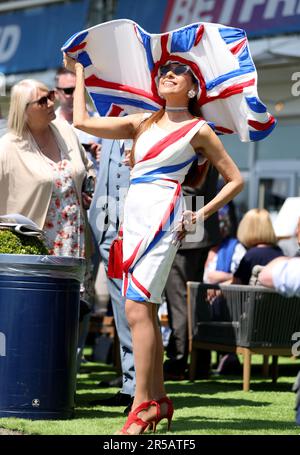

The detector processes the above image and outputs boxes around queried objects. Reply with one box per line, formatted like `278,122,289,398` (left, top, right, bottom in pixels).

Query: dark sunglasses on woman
159,63,191,77
27,90,56,107
56,87,75,95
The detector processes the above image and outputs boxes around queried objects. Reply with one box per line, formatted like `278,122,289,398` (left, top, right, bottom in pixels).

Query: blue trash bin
0,254,85,419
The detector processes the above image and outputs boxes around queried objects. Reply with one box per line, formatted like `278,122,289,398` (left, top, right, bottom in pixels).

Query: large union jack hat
62,19,276,142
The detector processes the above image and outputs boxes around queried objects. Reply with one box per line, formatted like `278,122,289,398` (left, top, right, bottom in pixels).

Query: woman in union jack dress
62,18,276,434
65,51,244,434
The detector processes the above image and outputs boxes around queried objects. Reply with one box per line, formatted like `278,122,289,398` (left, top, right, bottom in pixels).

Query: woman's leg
120,298,158,434
151,305,173,429
120,299,173,434
125,299,156,407
151,304,166,400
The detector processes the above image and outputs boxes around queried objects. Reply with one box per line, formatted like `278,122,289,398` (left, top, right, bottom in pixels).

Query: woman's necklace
165,106,189,112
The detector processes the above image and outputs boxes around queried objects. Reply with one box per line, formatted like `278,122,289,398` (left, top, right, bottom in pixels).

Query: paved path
0,428,23,435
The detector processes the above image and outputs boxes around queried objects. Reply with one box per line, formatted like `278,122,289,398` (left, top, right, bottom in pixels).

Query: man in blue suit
88,139,135,413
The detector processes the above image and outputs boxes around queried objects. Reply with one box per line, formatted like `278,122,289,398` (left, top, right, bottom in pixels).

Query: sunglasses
159,63,191,77
27,90,55,107
56,86,75,95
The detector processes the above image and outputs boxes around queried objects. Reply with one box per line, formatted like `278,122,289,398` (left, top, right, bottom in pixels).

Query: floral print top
43,151,85,258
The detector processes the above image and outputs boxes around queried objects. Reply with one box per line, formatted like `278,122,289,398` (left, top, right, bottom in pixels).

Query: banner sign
116,0,300,37
0,0,89,74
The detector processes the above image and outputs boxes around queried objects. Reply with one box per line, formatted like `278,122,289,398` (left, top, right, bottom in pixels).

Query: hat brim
62,18,276,142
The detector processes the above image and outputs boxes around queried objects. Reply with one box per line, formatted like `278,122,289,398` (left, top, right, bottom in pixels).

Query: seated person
258,229,300,427
258,215,300,293
210,208,283,373
204,204,246,284
258,257,300,297
204,204,245,374
233,208,283,285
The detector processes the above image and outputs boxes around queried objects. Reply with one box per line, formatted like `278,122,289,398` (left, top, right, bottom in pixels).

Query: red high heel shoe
152,396,174,432
120,400,158,435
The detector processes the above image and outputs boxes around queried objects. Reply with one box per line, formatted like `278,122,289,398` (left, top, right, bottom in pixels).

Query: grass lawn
0,354,299,435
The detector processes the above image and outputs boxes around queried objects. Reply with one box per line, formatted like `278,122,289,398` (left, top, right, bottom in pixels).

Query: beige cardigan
0,118,95,257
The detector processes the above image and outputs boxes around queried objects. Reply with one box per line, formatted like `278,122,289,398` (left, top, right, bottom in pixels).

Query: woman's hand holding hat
63,53,83,73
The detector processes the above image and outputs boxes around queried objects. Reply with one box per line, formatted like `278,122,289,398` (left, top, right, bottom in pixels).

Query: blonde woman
233,208,283,284
0,79,95,259
64,54,244,435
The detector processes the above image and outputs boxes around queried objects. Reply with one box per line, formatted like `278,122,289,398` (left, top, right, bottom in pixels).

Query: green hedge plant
0,229,49,255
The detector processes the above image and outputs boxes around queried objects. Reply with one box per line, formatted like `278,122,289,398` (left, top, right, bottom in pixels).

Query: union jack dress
122,117,207,304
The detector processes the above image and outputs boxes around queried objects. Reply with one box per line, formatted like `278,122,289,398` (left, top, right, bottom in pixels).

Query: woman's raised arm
63,54,144,140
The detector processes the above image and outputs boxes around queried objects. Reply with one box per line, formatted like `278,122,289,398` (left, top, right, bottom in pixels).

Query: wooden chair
187,282,300,391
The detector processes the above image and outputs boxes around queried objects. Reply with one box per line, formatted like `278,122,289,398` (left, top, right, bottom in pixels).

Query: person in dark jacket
163,165,221,379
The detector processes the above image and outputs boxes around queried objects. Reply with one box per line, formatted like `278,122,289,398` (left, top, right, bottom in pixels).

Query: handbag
107,226,123,279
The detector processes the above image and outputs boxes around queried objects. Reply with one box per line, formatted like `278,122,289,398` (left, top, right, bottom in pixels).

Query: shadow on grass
165,379,251,396
75,393,129,421
76,377,294,401
247,381,295,392
165,377,295,394
76,359,297,400
76,381,115,391
173,395,270,408
76,371,120,390
74,408,122,419
165,380,237,395
78,364,116,374
171,415,298,434
76,385,269,413
75,391,119,402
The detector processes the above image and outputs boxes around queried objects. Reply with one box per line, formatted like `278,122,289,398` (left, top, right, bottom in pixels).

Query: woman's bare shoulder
191,121,214,151
198,121,213,136
129,112,152,130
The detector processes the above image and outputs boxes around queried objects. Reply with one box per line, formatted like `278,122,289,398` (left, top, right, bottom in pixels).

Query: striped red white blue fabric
62,18,276,142
121,118,207,303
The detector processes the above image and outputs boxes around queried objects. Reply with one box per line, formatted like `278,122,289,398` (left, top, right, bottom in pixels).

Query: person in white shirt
258,219,300,427
259,217,300,296
259,257,300,296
